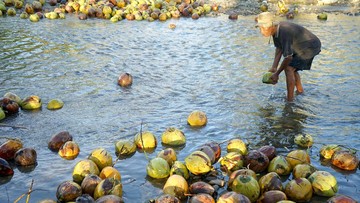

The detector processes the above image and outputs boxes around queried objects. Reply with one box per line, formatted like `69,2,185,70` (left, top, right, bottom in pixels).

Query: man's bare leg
295,72,304,94
285,66,296,101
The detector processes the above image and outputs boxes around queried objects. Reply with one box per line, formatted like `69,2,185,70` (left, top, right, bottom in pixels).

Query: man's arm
269,47,282,73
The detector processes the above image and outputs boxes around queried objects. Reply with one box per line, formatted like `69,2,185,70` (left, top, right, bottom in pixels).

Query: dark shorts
289,54,315,71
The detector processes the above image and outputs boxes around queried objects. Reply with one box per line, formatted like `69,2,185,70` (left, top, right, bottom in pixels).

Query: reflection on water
0,13,359,202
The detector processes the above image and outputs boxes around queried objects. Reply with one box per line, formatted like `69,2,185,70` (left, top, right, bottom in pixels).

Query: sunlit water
0,13,359,202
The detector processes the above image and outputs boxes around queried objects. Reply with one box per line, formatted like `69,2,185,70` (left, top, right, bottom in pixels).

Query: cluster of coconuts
48,131,80,160
0,138,37,177
0,0,220,22
0,92,64,121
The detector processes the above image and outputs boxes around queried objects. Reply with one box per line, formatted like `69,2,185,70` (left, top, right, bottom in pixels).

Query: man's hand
270,73,279,84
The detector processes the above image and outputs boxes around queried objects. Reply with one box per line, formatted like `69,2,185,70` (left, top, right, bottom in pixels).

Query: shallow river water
0,13,359,202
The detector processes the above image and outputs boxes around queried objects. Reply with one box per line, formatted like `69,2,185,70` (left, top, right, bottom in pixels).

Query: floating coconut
81,174,102,196
72,159,100,184
308,171,338,197
317,13,328,20
294,134,313,148
95,195,124,203
58,141,80,160
47,99,64,110
227,138,247,155
245,150,269,173
48,131,73,152
0,109,5,120
14,147,37,166
189,193,215,203
286,149,310,169
268,155,292,176
292,164,317,179
56,181,82,202
0,138,23,160
258,145,276,161
146,157,170,179
117,73,133,87
189,181,215,196
262,72,273,84
134,131,157,150
170,160,189,180
217,191,251,203
198,145,217,165
331,150,359,171
155,194,180,203
29,14,40,22
258,172,283,194
115,139,136,157
161,127,186,146
284,178,313,202
20,95,42,110
219,152,244,173
257,190,287,203
0,97,19,114
0,157,14,176
187,110,207,127
228,13,238,20
3,92,22,105
157,148,177,166
88,148,113,171
94,178,123,200
228,168,257,188
163,174,189,200
230,175,260,202
185,150,212,175
99,166,121,181
203,141,221,162
326,194,358,203
320,144,342,159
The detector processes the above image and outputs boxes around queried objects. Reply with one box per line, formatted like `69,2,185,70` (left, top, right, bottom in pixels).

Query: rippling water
0,13,359,202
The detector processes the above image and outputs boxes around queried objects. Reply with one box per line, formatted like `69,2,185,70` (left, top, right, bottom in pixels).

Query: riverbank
207,0,360,16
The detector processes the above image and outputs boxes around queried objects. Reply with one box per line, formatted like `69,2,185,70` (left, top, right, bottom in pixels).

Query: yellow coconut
58,141,80,160
226,138,247,155
292,164,317,179
134,131,157,150
284,178,313,202
0,109,5,120
185,150,212,175
114,139,136,157
20,95,42,110
163,174,189,200
230,175,260,202
308,171,338,197
268,155,292,176
0,138,23,160
187,110,207,127
94,178,123,200
262,72,273,84
88,148,113,171
72,159,100,184
47,99,64,110
219,152,244,173
170,161,189,180
146,157,170,179
157,148,177,166
320,144,342,159
331,150,359,171
48,131,73,152
258,172,283,194
161,127,186,146
99,166,121,181
285,149,310,169
29,14,40,22
117,73,133,87
217,191,251,203
294,134,313,148
56,181,82,202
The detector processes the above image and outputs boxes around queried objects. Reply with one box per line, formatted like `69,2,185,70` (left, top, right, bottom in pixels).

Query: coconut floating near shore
118,73,133,87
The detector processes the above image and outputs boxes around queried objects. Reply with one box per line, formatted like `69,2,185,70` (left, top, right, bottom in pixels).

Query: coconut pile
0,86,359,202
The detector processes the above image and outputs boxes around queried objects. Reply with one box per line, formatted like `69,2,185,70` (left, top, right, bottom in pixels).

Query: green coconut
185,150,212,175
219,152,244,173
3,92,22,104
157,148,177,166
308,171,338,197
20,11,29,19
115,139,136,157
317,13,327,20
47,99,64,110
286,149,310,169
161,127,186,146
21,95,42,110
0,138,23,160
284,178,313,202
230,175,260,202
163,174,189,200
7,7,16,16
262,72,273,84
56,181,82,202
268,155,292,176
227,138,247,155
134,131,157,150
146,157,170,179
0,108,5,120
88,148,113,171
170,161,189,180
294,134,314,148
29,13,40,22
94,178,123,200
292,164,317,179
72,159,100,184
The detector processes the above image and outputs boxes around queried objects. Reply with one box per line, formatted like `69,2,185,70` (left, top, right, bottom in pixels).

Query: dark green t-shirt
273,22,321,59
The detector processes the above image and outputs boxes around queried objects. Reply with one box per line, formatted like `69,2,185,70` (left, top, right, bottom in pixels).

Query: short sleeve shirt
273,22,321,59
